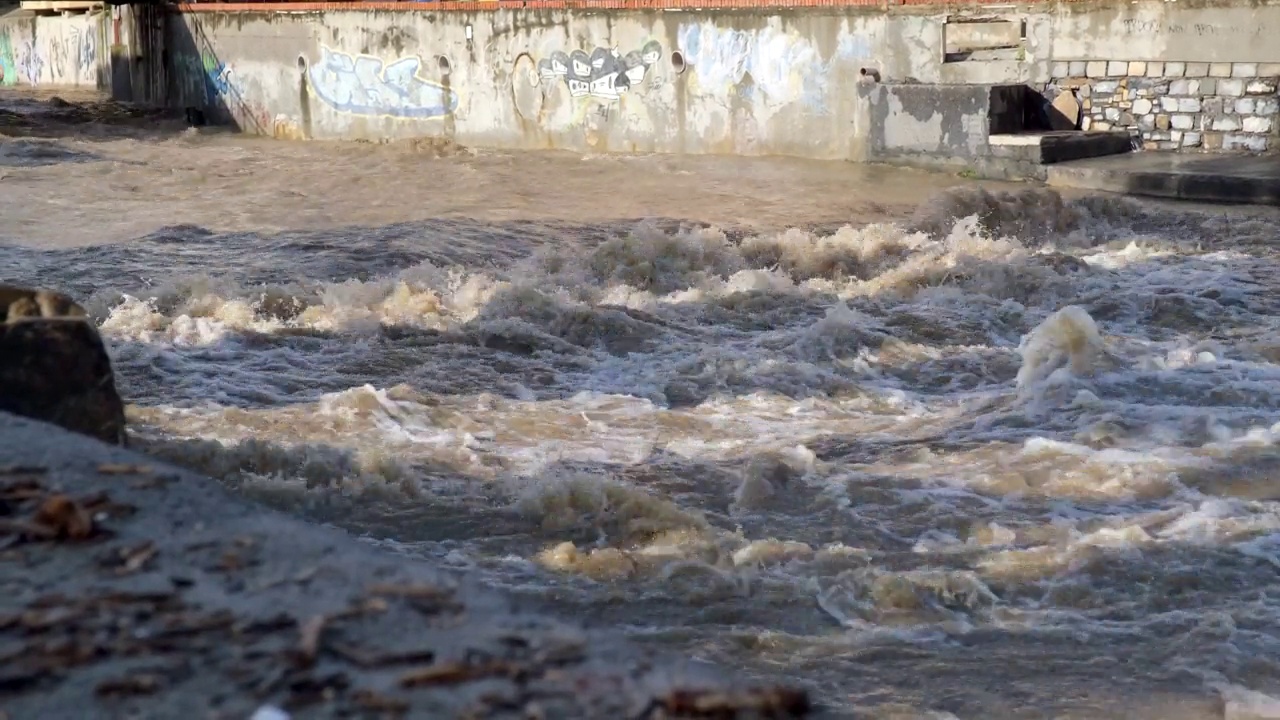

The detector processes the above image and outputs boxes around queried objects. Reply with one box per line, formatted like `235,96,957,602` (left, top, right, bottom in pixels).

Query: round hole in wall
670,50,686,75
437,55,451,76
297,55,308,73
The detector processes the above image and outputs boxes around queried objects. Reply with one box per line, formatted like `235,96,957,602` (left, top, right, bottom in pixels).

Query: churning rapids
5,93,1280,719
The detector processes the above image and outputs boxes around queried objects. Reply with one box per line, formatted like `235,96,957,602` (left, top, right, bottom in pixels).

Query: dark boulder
0,292,126,446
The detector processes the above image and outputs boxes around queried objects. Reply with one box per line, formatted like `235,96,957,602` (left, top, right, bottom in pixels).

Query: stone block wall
1050,61,1280,152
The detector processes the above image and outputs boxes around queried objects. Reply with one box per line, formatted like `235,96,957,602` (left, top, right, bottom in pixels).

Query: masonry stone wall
1051,61,1280,152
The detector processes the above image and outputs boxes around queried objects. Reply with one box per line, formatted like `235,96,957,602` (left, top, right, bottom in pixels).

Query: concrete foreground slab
0,412,810,719
1046,151,1280,206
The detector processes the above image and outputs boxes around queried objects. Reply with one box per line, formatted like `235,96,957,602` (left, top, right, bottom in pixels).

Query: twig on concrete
399,658,521,688
95,463,153,476
95,673,163,697
636,686,812,719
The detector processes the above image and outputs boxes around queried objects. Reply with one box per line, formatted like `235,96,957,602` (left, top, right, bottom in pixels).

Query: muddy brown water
5,89,1280,719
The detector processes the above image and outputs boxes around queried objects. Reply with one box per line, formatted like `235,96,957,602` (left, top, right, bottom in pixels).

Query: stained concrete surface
1046,151,1280,205
0,411,810,719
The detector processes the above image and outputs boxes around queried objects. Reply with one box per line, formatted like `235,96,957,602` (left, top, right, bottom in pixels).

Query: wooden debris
0,666,48,692
0,488,130,544
95,673,163,697
327,641,435,668
642,686,812,719
351,688,410,715
216,551,249,572
334,596,389,619
108,541,158,575
294,614,327,668
367,583,456,600
367,583,463,617
0,478,46,501
77,491,137,520
283,671,350,709
289,594,395,668
95,463,152,476
158,609,235,638
0,465,47,476
130,473,177,490
234,613,295,636
399,659,520,688
20,605,81,631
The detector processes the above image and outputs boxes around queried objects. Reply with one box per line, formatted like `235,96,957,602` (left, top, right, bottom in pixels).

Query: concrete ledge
989,130,1134,165
18,0,102,14
1047,152,1280,205
0,411,809,719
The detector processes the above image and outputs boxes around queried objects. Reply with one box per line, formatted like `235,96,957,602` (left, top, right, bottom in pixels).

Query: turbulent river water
5,90,1280,719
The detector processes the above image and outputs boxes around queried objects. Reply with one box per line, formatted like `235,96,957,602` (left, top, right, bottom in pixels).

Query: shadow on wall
161,11,265,135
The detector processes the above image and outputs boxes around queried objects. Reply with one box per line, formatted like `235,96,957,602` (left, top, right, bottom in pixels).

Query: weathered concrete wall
165,9,893,156
0,9,104,89
162,0,1280,157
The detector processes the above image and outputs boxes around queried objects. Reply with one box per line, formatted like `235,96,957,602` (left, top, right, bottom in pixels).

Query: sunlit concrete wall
162,0,1280,158
0,9,104,89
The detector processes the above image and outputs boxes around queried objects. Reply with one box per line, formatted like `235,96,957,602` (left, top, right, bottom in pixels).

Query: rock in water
0,316,127,446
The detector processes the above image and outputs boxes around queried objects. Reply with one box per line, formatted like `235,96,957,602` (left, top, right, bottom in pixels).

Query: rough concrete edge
1046,165,1280,206
0,410,808,719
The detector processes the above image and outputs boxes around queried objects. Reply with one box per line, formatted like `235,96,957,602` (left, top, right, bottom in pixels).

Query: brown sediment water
5,88,1280,718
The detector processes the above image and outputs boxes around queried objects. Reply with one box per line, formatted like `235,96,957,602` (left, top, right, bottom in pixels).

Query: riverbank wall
0,6,103,89
3,0,1278,171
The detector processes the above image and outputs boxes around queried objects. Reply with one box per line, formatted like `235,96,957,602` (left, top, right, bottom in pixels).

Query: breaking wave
10,163,1280,717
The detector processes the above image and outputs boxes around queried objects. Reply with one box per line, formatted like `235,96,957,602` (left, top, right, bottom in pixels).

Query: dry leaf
399,660,516,688
32,495,94,540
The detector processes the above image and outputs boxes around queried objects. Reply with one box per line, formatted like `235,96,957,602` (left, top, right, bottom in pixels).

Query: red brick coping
174,0,1092,12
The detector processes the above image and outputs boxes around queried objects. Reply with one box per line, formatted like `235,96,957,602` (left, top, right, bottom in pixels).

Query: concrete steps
1046,152,1280,205
989,130,1134,166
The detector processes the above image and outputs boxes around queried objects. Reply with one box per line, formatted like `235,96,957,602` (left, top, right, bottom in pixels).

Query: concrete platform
988,130,1134,165
1046,151,1280,206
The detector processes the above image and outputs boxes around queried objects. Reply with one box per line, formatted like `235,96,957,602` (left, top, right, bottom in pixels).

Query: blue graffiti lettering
307,46,457,119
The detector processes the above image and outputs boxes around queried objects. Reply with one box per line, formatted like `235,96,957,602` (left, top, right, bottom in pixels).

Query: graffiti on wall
0,34,15,86
675,24,871,114
47,27,95,82
17,40,43,85
176,51,238,108
0,21,97,88
176,49,271,133
307,46,457,119
536,41,662,101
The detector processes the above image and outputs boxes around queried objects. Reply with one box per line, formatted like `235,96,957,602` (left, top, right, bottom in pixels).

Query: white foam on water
13,148,1280,715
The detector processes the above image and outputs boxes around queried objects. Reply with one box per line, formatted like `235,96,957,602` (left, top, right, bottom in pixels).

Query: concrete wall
151,0,1280,157
0,9,104,89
